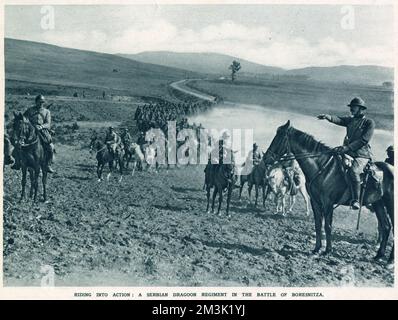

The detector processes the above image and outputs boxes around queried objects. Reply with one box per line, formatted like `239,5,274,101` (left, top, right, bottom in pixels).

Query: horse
204,162,236,217
90,136,124,182
11,112,49,202
263,121,394,264
266,162,310,216
124,142,146,175
238,158,270,208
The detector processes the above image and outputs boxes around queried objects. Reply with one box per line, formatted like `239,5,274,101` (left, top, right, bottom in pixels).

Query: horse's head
12,111,34,146
263,120,291,165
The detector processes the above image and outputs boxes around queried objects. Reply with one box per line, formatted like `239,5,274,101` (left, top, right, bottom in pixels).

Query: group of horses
7,113,394,265
204,121,394,265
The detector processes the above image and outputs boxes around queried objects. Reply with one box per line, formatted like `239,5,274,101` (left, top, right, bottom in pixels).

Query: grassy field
187,78,394,131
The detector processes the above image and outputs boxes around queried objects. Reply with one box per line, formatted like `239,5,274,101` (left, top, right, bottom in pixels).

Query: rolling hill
119,51,285,76
5,38,201,98
286,65,394,85
121,51,393,86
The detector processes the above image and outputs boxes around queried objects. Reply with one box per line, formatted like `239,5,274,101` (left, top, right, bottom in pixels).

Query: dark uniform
120,129,132,150
105,127,121,156
318,97,375,209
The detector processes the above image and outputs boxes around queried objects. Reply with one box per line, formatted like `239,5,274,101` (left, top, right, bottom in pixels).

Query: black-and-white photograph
1,2,395,291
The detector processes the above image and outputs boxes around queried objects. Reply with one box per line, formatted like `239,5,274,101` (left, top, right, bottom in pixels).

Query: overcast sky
5,4,395,69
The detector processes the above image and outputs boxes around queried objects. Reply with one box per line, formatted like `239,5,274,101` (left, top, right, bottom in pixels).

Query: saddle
339,154,383,197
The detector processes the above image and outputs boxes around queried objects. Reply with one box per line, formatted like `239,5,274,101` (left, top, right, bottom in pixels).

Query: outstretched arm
317,114,349,127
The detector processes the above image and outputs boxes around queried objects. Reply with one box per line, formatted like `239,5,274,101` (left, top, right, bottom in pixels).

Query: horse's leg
131,161,136,177
29,168,34,198
262,184,268,208
310,197,323,254
239,180,245,201
33,168,40,202
118,158,123,182
248,183,253,204
107,161,112,181
323,205,334,255
373,200,391,261
385,197,394,264
300,186,310,216
254,184,259,208
282,194,287,216
42,168,48,202
21,166,27,201
206,186,211,213
226,185,233,217
217,186,223,215
288,195,295,213
211,188,218,214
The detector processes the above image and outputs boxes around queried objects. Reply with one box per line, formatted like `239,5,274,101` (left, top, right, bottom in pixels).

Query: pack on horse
263,120,394,264
89,129,124,182
204,134,236,216
11,112,50,202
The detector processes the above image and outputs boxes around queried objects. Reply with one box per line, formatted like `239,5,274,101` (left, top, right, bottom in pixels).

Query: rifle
45,103,54,109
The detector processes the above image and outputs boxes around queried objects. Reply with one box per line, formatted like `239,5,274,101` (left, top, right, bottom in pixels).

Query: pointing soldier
12,94,55,173
317,97,375,210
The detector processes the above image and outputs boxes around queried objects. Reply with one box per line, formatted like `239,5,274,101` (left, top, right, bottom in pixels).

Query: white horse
266,163,310,216
128,143,146,176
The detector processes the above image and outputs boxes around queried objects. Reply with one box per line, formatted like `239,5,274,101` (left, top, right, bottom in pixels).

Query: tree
229,60,241,82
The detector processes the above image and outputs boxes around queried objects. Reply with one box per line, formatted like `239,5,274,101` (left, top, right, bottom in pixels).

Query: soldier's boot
11,148,21,170
348,172,361,210
5,155,15,165
46,143,55,173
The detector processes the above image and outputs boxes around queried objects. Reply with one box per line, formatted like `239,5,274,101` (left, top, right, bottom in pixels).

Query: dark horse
264,121,394,264
239,158,270,207
12,112,49,202
89,136,124,182
204,163,236,216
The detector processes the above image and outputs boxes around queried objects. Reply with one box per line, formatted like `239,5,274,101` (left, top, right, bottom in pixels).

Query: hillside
121,51,393,86
5,38,201,98
119,51,285,76
286,65,394,86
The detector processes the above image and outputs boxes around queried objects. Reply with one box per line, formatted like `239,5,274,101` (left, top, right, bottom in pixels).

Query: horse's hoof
312,249,321,255
373,254,384,262
321,250,331,256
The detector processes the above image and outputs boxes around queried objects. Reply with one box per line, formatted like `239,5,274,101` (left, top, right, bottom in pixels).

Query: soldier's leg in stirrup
46,143,55,173
348,158,368,210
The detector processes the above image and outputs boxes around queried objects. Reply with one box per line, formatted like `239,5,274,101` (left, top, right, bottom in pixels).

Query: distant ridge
121,51,393,85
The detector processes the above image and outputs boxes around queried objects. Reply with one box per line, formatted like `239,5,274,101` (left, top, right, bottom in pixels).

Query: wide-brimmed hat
347,97,366,109
386,145,394,152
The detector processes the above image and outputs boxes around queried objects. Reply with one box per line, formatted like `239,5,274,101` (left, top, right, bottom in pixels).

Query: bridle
14,118,39,148
265,128,336,189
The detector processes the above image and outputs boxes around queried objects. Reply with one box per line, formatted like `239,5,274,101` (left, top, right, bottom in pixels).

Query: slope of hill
119,51,285,76
286,65,394,85
121,51,393,86
5,38,200,98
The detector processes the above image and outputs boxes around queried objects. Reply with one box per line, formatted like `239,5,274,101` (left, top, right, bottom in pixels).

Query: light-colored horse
266,164,310,216
126,142,146,176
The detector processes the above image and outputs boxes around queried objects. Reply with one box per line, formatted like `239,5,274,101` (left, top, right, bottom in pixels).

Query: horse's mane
289,126,331,153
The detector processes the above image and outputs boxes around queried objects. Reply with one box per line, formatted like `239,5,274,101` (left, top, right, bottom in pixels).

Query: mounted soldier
11,94,55,173
385,145,394,166
317,97,375,210
120,128,132,150
104,126,121,157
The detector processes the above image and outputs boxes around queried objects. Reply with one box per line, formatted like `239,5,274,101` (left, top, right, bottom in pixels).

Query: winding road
170,79,216,102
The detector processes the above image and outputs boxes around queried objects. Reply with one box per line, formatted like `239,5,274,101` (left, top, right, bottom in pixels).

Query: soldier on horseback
104,126,121,157
11,94,55,173
120,128,132,151
385,145,394,166
248,143,262,166
317,97,375,210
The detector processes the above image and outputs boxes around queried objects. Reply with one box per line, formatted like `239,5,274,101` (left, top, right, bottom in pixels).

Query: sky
4,4,395,69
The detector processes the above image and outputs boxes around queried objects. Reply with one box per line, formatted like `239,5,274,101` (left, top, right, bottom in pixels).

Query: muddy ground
3,96,394,287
